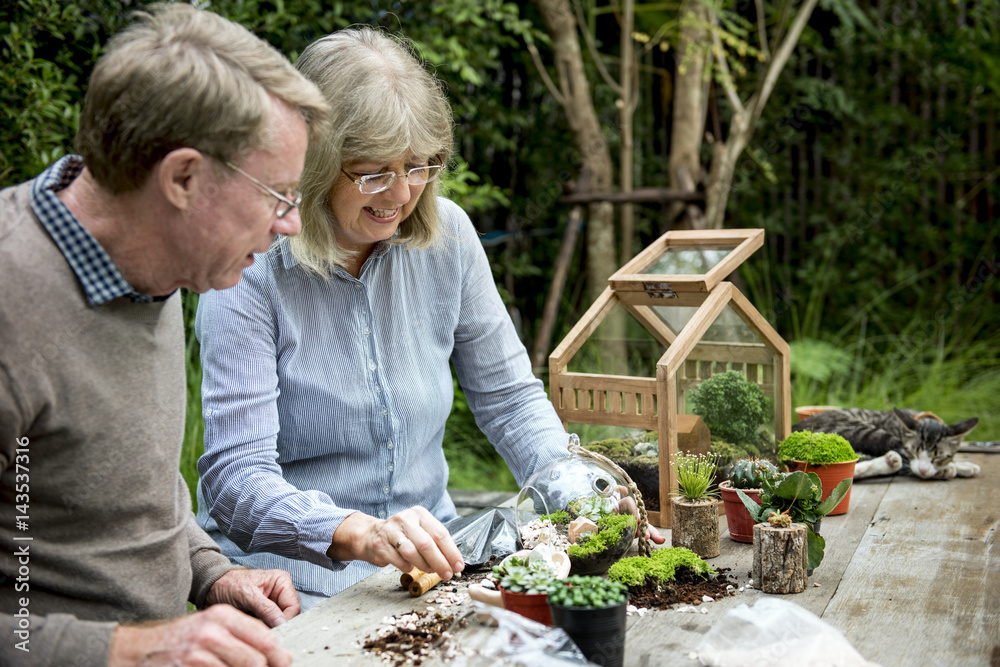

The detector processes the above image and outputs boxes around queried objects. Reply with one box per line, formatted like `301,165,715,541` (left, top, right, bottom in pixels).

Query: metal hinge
643,281,678,299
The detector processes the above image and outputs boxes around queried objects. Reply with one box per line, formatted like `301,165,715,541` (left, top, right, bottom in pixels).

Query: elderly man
0,5,329,666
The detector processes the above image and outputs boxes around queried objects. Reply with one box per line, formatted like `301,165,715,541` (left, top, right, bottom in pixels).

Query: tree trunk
670,497,720,558
534,0,625,372
752,522,808,594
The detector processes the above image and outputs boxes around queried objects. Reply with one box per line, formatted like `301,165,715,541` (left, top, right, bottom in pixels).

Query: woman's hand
328,506,465,581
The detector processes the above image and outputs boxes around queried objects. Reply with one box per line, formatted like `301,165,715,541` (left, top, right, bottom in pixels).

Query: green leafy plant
494,560,556,595
727,458,780,489
671,452,720,502
607,547,715,588
736,471,852,571
546,575,628,609
779,431,857,464
539,510,570,525
690,370,769,446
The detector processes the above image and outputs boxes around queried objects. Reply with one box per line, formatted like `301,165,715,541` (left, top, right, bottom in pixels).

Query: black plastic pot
548,598,628,667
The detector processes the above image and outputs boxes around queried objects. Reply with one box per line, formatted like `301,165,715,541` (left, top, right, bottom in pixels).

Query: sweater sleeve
182,474,237,609
0,614,115,667
444,200,569,484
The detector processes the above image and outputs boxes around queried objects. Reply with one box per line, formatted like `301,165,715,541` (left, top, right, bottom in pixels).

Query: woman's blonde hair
291,27,455,277
75,3,330,194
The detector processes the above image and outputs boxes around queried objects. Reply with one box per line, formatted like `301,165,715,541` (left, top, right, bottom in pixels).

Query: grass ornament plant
671,452,720,502
779,431,857,464
547,575,628,609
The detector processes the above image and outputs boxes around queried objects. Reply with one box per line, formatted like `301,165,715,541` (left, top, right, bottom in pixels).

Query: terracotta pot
670,497,720,558
719,481,761,543
784,459,857,515
794,405,840,422
500,587,552,626
549,598,629,667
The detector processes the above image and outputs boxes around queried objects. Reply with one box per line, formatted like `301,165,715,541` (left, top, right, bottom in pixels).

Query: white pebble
726,585,735,592
700,607,708,614
689,651,699,660
738,587,744,592
675,605,698,614
702,595,714,603
748,579,754,587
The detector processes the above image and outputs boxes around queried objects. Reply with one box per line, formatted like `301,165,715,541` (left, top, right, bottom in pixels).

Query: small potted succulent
736,470,851,573
670,452,721,558
547,575,630,667
494,558,557,625
719,458,780,543
779,431,858,515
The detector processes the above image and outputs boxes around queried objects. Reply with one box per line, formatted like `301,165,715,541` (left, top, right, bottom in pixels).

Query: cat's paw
884,451,903,472
937,463,958,480
954,460,981,477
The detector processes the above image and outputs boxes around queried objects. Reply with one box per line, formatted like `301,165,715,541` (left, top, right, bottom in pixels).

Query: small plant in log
736,470,851,571
720,457,781,542
670,452,722,558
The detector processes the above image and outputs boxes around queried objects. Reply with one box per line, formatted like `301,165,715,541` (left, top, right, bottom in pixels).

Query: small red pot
719,481,761,543
500,587,552,626
784,459,857,515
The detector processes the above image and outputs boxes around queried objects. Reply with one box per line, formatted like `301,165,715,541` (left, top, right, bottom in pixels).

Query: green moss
566,513,637,558
779,431,857,464
585,439,636,459
709,438,758,465
540,510,570,525
607,547,715,587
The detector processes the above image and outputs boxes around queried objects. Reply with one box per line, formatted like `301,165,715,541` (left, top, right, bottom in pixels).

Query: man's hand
109,605,292,666
328,507,465,583
206,568,300,627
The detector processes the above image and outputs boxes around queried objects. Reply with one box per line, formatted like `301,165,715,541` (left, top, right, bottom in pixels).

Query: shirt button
378,510,386,518
368,361,376,371
363,326,371,335
383,485,391,494
387,441,394,450
381,407,388,416
388,464,394,472
374,386,381,393
353,283,362,290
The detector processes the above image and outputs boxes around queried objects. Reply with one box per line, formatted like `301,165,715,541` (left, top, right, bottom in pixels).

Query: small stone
568,516,599,543
676,605,698,614
701,595,714,603
689,651,699,660
813,582,822,587
700,607,708,614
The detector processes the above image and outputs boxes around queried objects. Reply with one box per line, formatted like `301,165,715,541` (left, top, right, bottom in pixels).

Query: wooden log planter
752,523,808,594
670,497,720,559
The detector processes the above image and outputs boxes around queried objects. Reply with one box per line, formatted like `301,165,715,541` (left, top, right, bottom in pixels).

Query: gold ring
395,538,405,550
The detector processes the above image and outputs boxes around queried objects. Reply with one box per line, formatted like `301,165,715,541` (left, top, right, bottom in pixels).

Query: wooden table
274,452,999,666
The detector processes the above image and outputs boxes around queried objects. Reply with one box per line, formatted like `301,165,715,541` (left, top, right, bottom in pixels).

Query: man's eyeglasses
341,164,443,195
225,161,301,218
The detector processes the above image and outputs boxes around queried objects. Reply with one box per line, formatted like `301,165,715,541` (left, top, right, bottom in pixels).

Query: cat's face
895,410,979,479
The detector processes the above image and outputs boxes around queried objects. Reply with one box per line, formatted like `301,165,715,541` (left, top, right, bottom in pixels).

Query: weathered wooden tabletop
274,452,999,666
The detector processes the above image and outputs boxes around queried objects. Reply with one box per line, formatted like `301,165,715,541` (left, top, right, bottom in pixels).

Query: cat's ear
893,408,917,432
946,417,978,439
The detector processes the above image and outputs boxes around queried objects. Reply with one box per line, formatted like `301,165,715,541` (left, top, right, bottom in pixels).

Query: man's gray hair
290,27,455,277
76,3,330,194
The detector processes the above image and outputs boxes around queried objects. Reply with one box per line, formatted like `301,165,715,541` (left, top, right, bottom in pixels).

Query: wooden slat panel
685,342,772,364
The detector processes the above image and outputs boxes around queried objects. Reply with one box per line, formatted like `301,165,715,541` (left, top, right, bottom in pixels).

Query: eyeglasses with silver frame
224,161,301,218
341,164,444,195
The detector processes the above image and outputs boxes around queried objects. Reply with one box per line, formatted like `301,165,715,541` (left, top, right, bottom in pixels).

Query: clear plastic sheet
469,602,590,666
694,598,879,667
446,508,520,569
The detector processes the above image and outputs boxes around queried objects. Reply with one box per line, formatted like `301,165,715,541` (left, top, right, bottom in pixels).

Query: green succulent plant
494,560,557,595
547,575,628,609
727,458,780,489
671,452,720,501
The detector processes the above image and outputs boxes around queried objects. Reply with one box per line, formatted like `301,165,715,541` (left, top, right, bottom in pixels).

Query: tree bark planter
548,599,628,667
670,497,720,558
500,588,552,626
784,459,858,515
718,481,760,543
752,522,808,594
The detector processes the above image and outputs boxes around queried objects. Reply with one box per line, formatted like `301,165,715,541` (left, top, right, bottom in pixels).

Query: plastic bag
694,598,880,667
446,508,519,569
471,602,590,666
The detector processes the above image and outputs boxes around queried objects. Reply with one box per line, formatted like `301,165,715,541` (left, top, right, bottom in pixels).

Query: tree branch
711,25,745,116
526,41,567,106
755,0,770,59
572,0,623,95
752,0,818,125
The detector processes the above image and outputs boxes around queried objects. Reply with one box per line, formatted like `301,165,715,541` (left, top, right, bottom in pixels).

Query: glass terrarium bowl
515,453,640,575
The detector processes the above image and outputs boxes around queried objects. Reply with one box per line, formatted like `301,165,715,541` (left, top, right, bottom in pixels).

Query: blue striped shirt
195,198,568,596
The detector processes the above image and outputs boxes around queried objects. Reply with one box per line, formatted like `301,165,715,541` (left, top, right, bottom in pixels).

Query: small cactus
767,511,792,528
728,458,779,490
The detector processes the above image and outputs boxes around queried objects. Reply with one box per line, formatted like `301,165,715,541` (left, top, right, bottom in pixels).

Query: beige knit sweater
0,180,235,666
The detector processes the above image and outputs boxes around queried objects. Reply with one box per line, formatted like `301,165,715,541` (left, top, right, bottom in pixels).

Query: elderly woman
193,27,573,607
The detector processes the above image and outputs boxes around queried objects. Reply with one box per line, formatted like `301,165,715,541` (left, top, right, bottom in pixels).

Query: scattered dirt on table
363,610,467,666
627,567,741,610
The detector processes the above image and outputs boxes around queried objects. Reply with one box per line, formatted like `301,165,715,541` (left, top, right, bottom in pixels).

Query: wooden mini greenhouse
549,229,791,527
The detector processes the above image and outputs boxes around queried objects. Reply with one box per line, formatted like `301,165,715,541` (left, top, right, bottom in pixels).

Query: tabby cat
791,408,979,480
